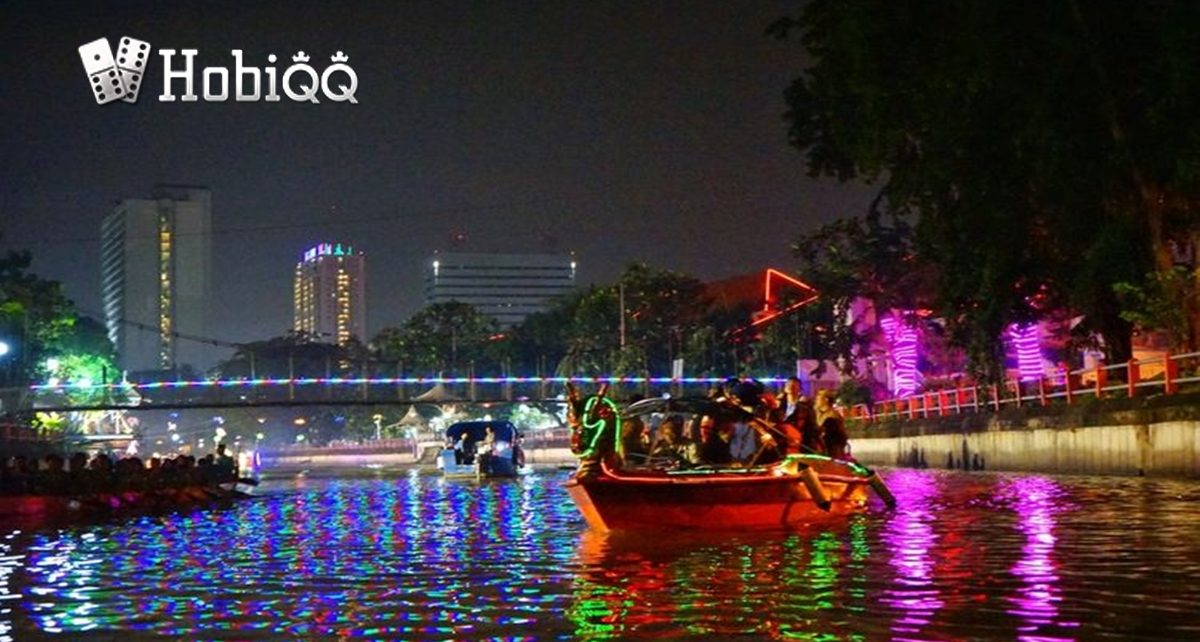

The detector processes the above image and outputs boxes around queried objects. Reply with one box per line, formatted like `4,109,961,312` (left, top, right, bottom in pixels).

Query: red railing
848,351,1200,423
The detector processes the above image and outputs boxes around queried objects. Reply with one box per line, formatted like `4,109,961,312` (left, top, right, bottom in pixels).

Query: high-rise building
101,185,212,374
425,252,577,327
293,242,366,345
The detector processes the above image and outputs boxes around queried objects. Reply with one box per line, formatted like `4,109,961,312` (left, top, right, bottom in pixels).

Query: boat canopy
445,420,518,444
622,397,753,421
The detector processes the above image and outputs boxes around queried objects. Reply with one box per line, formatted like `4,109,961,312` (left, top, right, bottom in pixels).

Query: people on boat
449,434,462,464
648,416,699,467
815,389,850,459
698,415,734,465
728,419,759,465
1,448,243,498
619,416,650,467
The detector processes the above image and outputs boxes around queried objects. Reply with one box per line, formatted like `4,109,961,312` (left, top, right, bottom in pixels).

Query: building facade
101,185,212,374
293,242,366,345
425,252,577,327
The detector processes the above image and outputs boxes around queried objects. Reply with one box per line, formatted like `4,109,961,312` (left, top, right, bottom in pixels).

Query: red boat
564,393,895,532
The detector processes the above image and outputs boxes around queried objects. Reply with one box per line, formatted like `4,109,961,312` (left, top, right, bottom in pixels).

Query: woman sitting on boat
648,416,699,467
815,389,850,459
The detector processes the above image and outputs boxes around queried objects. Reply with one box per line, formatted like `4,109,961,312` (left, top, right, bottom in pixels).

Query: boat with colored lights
564,392,895,532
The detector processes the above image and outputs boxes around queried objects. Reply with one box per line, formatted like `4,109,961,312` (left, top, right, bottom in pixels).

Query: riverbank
259,445,575,472
849,391,1200,477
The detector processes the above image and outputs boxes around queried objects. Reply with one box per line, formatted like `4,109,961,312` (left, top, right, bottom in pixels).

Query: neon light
881,311,921,398
578,396,620,458
1007,323,1042,382
302,242,355,263
751,268,820,327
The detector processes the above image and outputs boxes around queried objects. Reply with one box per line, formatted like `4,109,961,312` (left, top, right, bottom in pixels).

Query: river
2,468,1198,640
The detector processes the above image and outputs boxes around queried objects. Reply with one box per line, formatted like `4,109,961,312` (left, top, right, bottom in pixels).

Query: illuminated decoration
750,268,820,327
32,375,808,396
302,243,354,262
576,396,620,458
1007,323,1043,382
880,311,922,398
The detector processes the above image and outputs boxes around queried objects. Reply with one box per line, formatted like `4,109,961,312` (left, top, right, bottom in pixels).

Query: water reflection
880,469,944,639
998,475,1080,642
0,470,1197,640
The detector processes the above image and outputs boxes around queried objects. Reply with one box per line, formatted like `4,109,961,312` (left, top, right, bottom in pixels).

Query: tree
373,302,501,377
0,249,81,386
772,1,1200,372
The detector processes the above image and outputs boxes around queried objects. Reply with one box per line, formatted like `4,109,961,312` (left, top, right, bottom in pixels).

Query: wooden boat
0,482,252,521
567,454,891,532
564,392,895,532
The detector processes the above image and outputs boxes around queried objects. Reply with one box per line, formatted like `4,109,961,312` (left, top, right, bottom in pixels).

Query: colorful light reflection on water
2,469,1199,640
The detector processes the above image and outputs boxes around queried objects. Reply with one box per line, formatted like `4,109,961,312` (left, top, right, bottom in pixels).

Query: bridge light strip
30,375,802,393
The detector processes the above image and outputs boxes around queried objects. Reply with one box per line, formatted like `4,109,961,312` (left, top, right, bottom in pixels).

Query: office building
101,185,212,374
293,242,366,344
425,252,577,327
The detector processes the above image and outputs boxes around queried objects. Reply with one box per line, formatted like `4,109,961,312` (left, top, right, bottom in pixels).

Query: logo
78,36,151,105
80,37,359,105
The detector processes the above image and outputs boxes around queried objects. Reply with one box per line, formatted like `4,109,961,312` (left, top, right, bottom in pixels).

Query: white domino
115,36,151,104
78,38,126,105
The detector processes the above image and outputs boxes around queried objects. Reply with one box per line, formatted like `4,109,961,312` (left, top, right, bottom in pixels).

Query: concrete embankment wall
849,393,1200,477
262,446,574,470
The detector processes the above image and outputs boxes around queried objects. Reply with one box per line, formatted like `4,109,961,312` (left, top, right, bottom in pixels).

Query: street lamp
0,341,10,358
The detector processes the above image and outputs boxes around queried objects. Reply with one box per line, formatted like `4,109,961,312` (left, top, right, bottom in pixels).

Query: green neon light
578,396,620,459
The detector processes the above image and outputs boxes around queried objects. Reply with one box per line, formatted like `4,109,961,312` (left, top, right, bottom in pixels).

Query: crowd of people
618,377,850,469
0,444,240,496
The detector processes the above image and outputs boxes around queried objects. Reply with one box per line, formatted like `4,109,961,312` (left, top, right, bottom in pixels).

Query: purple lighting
881,311,922,398
1008,323,1043,382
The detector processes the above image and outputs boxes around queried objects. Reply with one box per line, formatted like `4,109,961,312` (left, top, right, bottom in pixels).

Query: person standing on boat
815,390,849,459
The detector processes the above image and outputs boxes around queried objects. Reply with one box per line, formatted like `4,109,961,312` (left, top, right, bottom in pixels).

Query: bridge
2,375,790,414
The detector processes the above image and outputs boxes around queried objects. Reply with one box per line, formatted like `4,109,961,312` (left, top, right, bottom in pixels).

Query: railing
848,351,1200,424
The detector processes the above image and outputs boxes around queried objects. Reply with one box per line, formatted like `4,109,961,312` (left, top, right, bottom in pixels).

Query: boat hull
566,458,873,532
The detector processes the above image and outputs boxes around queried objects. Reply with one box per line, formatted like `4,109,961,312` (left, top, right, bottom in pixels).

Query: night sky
0,0,873,348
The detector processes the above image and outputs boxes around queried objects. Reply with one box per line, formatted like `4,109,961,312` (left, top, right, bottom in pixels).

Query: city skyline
0,1,875,349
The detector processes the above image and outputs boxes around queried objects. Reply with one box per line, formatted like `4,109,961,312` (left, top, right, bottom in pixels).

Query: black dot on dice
109,70,115,77
139,43,147,50
121,47,127,54
94,54,100,61
130,83,137,90
132,74,140,81
111,78,119,86
99,92,106,99
138,52,144,59
115,87,122,94
118,57,125,64
92,77,100,84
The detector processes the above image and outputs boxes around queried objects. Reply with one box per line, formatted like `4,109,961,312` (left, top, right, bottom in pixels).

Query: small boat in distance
564,393,895,532
439,420,528,479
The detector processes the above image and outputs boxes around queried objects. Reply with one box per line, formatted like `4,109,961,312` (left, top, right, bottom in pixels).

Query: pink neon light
1007,323,1042,382
881,311,922,398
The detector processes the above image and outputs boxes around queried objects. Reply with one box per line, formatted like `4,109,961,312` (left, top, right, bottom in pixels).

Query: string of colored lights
29,375,797,392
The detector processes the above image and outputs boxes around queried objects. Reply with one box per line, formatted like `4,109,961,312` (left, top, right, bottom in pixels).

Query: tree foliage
772,0,1200,372
372,302,501,377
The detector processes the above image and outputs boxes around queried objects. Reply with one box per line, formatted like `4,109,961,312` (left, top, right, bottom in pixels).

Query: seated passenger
698,416,733,465
620,417,650,466
729,420,759,465
649,416,698,467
